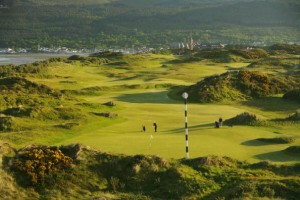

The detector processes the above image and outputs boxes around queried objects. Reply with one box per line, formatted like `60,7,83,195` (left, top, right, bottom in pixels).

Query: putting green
60,89,300,163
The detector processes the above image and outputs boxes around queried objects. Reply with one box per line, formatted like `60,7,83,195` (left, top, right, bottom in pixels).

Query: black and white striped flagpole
182,92,189,158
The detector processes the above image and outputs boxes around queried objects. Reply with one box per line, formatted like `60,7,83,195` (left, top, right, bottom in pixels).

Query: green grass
1,52,300,199
1,53,299,165
2,142,299,200
58,90,300,163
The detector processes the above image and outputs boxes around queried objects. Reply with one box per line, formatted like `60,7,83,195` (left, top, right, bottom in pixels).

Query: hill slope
1,142,300,200
184,70,300,103
0,0,299,48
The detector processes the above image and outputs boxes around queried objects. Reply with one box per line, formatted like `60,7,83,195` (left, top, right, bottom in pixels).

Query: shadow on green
167,123,215,133
254,151,300,162
116,91,181,104
241,139,275,146
241,97,300,112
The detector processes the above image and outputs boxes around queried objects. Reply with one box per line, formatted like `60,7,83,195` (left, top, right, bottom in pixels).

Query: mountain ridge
0,0,299,48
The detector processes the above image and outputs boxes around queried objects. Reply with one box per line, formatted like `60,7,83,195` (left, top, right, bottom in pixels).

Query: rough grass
181,70,300,103
1,143,299,200
0,141,32,199
0,52,300,199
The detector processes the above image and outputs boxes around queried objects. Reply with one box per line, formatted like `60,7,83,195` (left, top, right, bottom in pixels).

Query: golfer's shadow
168,123,215,133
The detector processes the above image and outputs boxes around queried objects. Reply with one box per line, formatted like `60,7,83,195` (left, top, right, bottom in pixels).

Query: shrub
11,146,73,186
224,112,258,125
182,156,240,169
55,122,79,129
283,89,300,102
260,186,275,198
181,70,300,103
270,44,300,54
230,48,269,59
237,71,276,98
29,107,59,120
109,176,123,192
2,107,30,117
102,101,117,107
0,62,48,77
0,77,62,97
90,51,123,58
59,144,86,160
93,112,118,118
55,107,83,120
0,116,14,131
197,49,232,62
286,110,300,121
68,55,86,61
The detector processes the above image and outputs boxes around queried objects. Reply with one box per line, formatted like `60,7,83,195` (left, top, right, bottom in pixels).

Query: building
188,37,194,50
171,37,195,50
196,43,225,49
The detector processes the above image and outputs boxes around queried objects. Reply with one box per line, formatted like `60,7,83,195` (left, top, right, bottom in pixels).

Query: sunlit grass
2,53,299,164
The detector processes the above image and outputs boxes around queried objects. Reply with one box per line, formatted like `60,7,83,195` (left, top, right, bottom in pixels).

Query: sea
0,54,73,66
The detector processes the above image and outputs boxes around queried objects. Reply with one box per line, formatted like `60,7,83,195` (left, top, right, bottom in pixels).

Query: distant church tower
188,37,194,50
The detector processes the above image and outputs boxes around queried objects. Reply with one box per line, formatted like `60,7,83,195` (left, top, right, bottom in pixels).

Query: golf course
0,46,300,199
1,0,300,198
1,48,299,164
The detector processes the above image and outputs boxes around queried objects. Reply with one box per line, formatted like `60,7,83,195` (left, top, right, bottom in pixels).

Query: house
196,43,225,49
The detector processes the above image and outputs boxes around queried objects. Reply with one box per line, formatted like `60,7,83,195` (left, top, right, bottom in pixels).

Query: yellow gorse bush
12,147,73,185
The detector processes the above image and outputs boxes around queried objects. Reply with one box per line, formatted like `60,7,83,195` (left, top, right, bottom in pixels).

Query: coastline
0,53,88,66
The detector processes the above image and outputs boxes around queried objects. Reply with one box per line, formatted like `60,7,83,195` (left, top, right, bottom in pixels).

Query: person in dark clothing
153,121,157,132
215,121,219,128
142,125,146,132
219,117,223,127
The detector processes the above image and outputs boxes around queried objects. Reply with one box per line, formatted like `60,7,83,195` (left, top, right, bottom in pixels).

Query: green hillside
0,47,299,160
183,70,300,103
1,142,300,200
0,0,299,48
0,47,300,199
